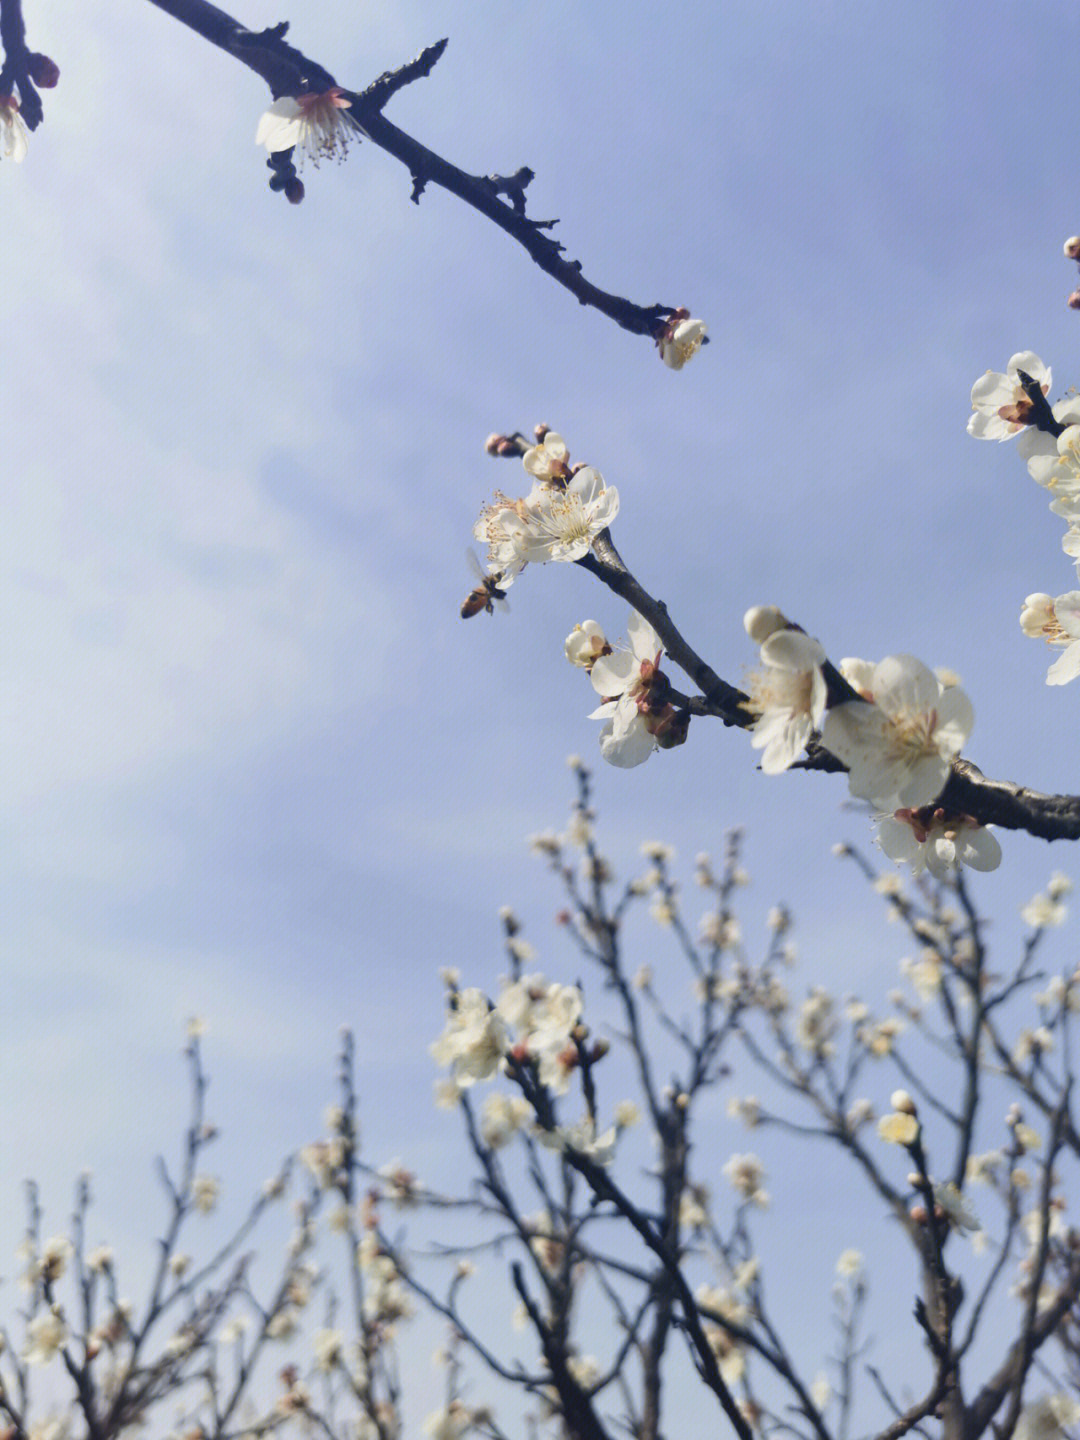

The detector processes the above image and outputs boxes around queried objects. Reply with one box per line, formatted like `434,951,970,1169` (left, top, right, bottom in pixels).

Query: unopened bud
890,1089,917,1115
653,708,691,749
1065,236,1080,261
27,52,60,87
485,433,504,455
1068,289,1080,312
591,1038,610,1060
744,605,788,643
910,1204,928,1224
285,177,305,205
496,438,519,457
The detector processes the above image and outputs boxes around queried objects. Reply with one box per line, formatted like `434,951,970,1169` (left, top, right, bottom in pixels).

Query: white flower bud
743,606,787,643
890,1089,916,1115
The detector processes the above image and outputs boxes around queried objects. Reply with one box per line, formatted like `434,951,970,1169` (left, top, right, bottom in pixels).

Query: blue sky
4,0,1080,1428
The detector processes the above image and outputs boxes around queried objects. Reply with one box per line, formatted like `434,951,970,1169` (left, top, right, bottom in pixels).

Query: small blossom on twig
565,620,610,668
967,351,1051,439
744,629,827,773
522,431,571,482
588,610,675,767
256,88,360,167
656,309,707,369
0,97,28,162
190,1174,221,1213
24,1309,67,1365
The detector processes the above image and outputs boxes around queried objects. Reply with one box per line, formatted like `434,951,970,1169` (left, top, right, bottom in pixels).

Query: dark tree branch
141,0,685,339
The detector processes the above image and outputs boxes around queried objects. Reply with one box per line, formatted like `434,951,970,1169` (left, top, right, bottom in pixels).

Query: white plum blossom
821,655,973,810
933,1181,980,1233
430,988,508,1085
472,493,529,583
256,88,360,166
967,351,1051,439
537,1116,617,1165
722,1152,769,1206
25,1310,67,1365
589,611,669,767
658,312,707,369
1032,425,1080,516
1018,397,1080,486
0,96,28,161
836,1249,863,1279
565,620,610,669
515,468,619,563
480,1092,532,1148
1014,1395,1080,1440
876,809,1002,879
313,1327,344,1372
191,1175,221,1214
522,432,570,482
1020,592,1080,685
1022,889,1068,929
475,469,618,571
745,629,827,773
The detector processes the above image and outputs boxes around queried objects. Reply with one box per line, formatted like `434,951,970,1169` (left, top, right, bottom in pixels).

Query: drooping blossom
256,88,360,166
657,310,707,369
876,808,1002,879
588,611,669,767
967,351,1051,439
821,655,973,810
0,96,28,162
1019,592,1080,685
744,629,827,773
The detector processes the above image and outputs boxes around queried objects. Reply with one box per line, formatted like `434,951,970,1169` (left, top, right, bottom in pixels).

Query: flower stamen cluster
472,431,619,581
256,88,360,168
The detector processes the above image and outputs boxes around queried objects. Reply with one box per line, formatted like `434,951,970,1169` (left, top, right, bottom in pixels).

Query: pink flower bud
285,177,305,205
484,433,504,455
27,53,59,88
1068,289,1080,312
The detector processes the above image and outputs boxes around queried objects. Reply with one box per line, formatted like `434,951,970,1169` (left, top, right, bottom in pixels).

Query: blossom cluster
740,607,999,876
565,609,686,767
430,972,621,1160
968,350,1080,684
472,431,619,607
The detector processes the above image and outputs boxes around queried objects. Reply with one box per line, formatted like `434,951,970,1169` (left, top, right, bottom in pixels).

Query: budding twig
142,0,684,338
